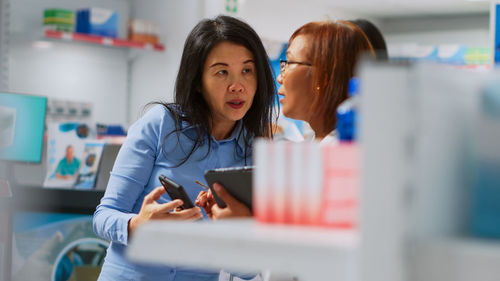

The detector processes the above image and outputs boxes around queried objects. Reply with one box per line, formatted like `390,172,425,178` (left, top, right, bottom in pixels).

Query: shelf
44,29,165,52
127,219,359,281
12,186,104,214
414,238,500,281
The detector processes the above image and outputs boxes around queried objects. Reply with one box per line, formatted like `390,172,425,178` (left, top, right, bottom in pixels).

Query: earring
316,86,320,91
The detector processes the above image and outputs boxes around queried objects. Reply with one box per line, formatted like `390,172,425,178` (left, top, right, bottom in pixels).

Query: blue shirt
55,157,81,176
93,105,252,281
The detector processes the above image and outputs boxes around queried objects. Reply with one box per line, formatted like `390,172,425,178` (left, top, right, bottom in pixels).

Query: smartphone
158,175,195,209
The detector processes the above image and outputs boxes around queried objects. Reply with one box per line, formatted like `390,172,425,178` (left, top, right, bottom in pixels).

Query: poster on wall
43,122,104,189
74,142,105,190
11,212,108,281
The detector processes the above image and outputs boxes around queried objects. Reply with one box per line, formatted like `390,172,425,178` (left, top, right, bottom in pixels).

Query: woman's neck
308,115,330,140
211,119,237,141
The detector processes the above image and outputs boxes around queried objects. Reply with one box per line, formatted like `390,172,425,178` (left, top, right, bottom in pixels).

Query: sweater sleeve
93,105,166,245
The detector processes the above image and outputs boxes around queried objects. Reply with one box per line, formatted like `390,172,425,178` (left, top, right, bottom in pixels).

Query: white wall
8,0,131,125
380,13,490,47
236,0,365,42
128,0,203,123
9,40,129,124
236,1,490,53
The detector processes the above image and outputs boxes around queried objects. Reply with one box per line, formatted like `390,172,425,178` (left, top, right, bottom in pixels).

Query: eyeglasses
279,59,312,75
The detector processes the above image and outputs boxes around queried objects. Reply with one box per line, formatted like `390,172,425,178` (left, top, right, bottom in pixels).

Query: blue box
76,8,119,38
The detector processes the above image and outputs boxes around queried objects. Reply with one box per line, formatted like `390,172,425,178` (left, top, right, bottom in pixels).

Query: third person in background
349,19,388,60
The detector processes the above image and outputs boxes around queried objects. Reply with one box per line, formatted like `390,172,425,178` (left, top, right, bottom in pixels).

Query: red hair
289,20,373,132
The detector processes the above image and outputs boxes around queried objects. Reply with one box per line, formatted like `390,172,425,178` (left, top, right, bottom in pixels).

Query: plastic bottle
319,77,361,229
336,77,360,141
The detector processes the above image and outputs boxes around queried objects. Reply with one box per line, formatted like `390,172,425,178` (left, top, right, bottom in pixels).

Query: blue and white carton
76,8,119,38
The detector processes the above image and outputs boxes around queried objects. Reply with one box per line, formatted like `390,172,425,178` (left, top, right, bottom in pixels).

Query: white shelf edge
127,219,359,281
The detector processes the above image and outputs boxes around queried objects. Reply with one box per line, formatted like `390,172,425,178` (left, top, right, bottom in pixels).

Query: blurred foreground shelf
415,238,500,281
127,219,359,281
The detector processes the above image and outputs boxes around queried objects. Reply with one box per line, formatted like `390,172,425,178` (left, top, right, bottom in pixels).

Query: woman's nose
229,81,244,93
276,73,283,85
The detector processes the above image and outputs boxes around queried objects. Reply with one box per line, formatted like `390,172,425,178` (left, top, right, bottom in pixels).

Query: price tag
102,38,113,46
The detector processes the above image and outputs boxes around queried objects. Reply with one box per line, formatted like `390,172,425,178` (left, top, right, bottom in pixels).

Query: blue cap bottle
336,78,359,141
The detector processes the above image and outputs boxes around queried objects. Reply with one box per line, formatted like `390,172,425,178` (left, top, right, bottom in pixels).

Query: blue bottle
336,77,360,141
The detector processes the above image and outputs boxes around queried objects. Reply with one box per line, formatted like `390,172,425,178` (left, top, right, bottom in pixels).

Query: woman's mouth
227,100,245,109
279,95,285,104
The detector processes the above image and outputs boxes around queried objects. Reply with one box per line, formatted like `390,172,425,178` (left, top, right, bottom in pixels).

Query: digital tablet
204,166,253,210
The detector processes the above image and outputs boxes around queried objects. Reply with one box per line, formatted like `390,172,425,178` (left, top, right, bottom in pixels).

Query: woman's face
201,41,257,127
277,35,314,121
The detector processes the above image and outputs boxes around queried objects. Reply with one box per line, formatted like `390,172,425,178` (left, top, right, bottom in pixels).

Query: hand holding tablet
204,166,253,210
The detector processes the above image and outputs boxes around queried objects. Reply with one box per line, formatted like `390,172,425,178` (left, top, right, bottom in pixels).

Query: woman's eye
243,68,253,74
217,70,228,75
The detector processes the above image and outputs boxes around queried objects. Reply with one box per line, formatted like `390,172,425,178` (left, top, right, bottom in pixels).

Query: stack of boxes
253,140,360,228
44,8,163,47
43,8,162,47
44,7,119,38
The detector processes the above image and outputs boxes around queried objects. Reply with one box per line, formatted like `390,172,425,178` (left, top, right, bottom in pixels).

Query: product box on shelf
76,8,119,38
43,9,75,32
128,19,160,44
253,140,360,228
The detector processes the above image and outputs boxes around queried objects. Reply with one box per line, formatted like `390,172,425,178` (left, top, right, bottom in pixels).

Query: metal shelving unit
0,0,10,91
12,186,104,214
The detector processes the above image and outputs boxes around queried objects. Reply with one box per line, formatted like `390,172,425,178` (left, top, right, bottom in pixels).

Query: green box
43,9,75,32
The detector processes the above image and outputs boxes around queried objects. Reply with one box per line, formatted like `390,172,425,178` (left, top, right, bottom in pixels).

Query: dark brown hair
153,15,276,167
349,19,388,60
289,20,373,133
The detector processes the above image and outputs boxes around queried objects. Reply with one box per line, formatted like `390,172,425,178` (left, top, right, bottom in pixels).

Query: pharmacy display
44,122,104,189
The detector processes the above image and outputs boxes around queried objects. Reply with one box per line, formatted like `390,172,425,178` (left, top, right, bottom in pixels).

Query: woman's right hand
195,190,216,219
128,186,203,236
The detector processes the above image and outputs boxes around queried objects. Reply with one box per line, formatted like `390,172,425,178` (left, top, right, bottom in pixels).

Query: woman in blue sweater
93,15,276,281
